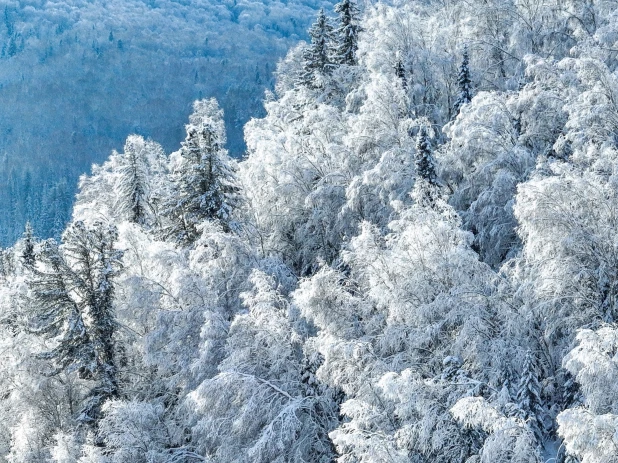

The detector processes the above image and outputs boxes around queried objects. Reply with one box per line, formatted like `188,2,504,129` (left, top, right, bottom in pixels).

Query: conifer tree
7,35,16,57
454,45,472,116
333,0,361,66
3,6,13,37
516,350,545,443
415,126,437,186
29,222,123,426
21,221,35,267
164,99,240,243
299,9,335,88
116,136,154,225
395,59,407,90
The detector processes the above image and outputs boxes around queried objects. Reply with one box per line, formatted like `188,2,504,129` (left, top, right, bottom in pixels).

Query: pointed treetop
334,0,361,66
415,125,437,187
516,349,546,443
454,45,472,116
299,9,336,88
164,99,241,243
395,59,407,89
22,221,36,266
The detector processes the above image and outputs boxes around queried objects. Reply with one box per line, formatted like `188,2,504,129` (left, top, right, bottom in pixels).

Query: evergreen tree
4,6,13,37
454,45,472,116
7,35,16,57
415,126,437,186
29,222,123,426
516,350,545,443
116,136,156,225
395,59,407,90
299,9,335,88
164,99,240,243
333,0,361,66
21,222,35,267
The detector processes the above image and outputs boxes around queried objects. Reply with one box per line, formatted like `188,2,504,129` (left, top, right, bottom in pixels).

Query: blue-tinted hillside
0,0,334,245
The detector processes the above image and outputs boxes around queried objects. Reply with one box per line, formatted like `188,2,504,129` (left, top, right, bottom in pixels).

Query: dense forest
0,0,333,246
0,0,616,461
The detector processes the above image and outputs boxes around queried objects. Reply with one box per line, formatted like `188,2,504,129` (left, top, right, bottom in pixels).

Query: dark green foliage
415,126,437,186
454,46,472,116
299,9,335,88
21,222,35,267
395,59,407,89
29,221,123,425
164,100,240,244
333,0,361,66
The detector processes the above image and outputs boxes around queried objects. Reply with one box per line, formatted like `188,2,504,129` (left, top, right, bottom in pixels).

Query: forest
0,0,616,462
0,0,333,245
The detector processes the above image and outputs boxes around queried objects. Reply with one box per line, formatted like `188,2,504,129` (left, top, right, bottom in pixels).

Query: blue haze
0,0,333,245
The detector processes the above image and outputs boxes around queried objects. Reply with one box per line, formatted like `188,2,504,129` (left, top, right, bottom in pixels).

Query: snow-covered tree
115,136,165,226
163,98,240,243
74,135,167,228
415,125,437,186
295,198,501,462
333,0,361,66
557,327,618,463
29,221,123,425
454,46,472,116
516,350,546,443
190,270,339,462
241,93,351,275
21,222,35,267
299,9,335,89
451,396,542,463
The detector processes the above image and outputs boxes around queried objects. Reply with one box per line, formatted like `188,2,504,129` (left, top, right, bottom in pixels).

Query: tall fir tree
395,59,407,90
21,221,35,267
116,136,158,225
164,99,240,243
454,45,472,116
333,0,361,65
516,350,545,444
7,35,16,57
29,222,123,426
299,9,335,88
415,126,437,186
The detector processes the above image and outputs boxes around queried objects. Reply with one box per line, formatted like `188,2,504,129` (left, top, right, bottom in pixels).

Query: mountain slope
0,0,333,245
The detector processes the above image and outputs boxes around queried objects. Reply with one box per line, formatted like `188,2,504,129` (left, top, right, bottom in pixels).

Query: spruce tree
116,136,153,225
4,6,13,37
516,350,545,443
7,35,16,57
164,99,240,243
21,221,35,267
333,0,361,66
415,126,437,186
29,222,123,426
395,59,407,90
454,45,472,116
299,9,335,88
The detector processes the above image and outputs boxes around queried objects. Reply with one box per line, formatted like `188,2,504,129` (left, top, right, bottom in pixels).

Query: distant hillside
0,0,333,245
